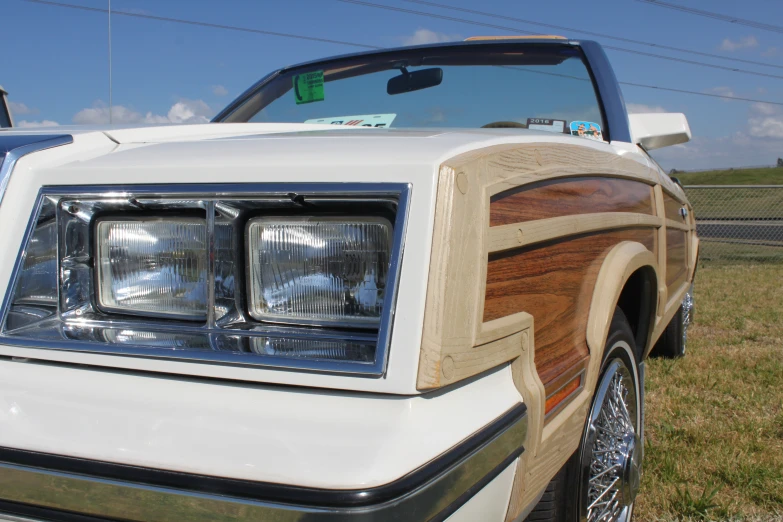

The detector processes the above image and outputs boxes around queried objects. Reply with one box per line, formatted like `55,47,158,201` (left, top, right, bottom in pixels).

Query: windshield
220,44,606,140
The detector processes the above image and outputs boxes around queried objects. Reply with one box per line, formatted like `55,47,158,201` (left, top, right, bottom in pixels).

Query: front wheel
525,309,643,522
651,283,694,359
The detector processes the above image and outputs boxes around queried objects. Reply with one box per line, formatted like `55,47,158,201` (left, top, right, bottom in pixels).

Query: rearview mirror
387,68,443,95
628,112,691,151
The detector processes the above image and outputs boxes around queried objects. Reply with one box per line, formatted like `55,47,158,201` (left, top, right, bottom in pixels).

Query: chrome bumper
0,404,527,522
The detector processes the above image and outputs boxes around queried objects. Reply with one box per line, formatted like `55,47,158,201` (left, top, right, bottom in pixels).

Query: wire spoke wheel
579,349,640,522
681,283,694,352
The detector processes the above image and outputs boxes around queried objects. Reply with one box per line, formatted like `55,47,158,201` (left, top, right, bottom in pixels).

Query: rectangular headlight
246,216,392,327
95,217,208,320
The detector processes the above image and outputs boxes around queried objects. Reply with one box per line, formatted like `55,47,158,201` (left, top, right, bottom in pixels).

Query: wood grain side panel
666,228,688,291
489,177,654,227
663,191,685,222
484,228,656,390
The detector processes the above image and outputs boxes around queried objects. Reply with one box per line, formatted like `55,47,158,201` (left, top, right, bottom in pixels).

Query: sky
3,0,783,170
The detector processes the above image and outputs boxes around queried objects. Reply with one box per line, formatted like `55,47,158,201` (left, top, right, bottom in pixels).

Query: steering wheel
481,121,527,129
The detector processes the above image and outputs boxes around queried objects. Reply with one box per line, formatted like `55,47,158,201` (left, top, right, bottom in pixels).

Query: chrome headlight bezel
0,183,410,377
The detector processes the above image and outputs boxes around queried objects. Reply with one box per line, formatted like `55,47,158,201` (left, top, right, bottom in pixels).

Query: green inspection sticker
293,70,324,105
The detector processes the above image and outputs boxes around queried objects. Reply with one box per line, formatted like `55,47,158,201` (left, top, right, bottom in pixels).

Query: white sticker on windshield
527,118,566,133
305,114,397,128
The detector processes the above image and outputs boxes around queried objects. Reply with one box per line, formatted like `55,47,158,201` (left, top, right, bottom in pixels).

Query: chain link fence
684,185,783,263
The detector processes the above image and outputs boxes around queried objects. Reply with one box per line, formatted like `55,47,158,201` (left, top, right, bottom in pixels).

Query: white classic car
0,37,696,522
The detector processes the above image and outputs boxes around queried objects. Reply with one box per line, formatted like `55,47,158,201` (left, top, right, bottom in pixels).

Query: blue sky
3,0,783,170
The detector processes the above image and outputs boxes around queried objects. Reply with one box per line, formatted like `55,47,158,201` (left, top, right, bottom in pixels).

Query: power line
619,82,783,106
503,66,783,107
336,0,783,81
23,0,783,107
403,0,783,71
635,0,783,34
23,0,382,50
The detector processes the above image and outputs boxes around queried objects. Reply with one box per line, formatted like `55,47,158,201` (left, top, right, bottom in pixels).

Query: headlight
0,185,408,377
246,217,392,327
95,218,208,320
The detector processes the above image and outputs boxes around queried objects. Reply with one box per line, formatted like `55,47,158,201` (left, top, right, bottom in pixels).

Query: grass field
676,167,783,186
635,264,783,521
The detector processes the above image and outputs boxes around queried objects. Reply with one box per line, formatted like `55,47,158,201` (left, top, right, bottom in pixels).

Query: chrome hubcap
681,283,694,350
581,355,639,522
619,433,642,506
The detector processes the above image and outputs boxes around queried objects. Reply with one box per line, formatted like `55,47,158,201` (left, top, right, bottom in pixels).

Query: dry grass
635,264,783,521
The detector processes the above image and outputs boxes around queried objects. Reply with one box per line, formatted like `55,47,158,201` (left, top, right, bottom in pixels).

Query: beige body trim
504,241,659,520
488,212,661,253
418,143,657,390
417,141,698,518
665,218,690,231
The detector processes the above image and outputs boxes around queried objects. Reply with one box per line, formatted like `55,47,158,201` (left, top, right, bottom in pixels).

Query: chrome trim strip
0,404,527,521
0,511,49,522
0,135,73,206
0,183,410,377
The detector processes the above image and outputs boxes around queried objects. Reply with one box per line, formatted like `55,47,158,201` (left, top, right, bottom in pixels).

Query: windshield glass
221,44,606,140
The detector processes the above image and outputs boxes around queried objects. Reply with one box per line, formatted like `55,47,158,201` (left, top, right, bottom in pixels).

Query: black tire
523,466,569,521
524,309,643,522
650,305,685,359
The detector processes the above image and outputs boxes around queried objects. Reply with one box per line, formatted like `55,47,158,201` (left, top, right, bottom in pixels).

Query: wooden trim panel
666,228,688,292
665,218,690,231
663,191,686,222
488,212,660,253
489,176,654,227
418,143,659,391
483,228,656,391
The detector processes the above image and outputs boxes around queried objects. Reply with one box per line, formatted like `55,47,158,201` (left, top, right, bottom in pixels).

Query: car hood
2,122,640,186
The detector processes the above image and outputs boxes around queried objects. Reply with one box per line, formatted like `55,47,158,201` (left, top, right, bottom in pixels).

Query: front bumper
0,404,526,522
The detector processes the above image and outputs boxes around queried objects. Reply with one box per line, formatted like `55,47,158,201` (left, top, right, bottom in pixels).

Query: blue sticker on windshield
570,121,603,141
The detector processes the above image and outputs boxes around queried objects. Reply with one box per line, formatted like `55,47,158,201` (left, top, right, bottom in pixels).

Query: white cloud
401,28,461,46
708,86,737,102
762,46,779,57
17,120,60,128
212,85,229,97
750,103,777,116
718,35,758,51
626,103,667,114
8,101,37,115
72,99,212,125
651,132,782,171
649,102,783,170
166,99,212,123
748,103,783,139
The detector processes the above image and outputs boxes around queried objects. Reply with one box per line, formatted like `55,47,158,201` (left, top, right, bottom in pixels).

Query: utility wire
618,81,783,106
635,0,783,34
503,67,783,106
336,0,783,81
24,0,382,49
23,0,783,106
403,0,783,71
